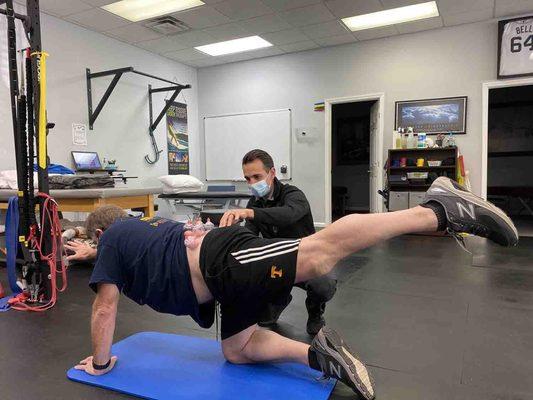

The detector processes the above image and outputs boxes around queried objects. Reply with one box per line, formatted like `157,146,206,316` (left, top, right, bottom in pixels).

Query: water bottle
407,127,415,148
446,132,456,147
418,132,426,148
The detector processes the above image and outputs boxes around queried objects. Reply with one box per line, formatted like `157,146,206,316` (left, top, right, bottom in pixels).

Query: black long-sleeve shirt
245,178,315,239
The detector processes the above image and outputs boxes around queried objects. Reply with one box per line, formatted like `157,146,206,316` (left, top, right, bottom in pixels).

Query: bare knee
222,345,250,364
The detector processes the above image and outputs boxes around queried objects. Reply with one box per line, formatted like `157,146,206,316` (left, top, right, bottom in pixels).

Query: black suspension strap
25,49,37,225
17,93,30,234
6,0,29,238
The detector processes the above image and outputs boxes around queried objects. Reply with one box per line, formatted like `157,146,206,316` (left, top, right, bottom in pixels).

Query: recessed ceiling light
195,36,273,56
342,1,439,32
103,0,205,22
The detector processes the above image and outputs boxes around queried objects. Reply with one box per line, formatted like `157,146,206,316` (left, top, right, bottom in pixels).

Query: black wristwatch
92,359,111,370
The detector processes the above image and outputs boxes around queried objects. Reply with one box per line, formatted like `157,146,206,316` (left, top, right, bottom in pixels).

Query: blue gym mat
67,332,336,400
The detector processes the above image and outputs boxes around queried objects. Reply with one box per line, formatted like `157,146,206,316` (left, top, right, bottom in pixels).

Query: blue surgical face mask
250,173,271,198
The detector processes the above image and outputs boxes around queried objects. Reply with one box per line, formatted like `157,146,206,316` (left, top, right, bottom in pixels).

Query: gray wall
198,21,498,223
0,10,199,189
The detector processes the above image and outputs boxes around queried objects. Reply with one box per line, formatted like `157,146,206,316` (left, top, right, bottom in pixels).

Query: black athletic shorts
199,225,300,340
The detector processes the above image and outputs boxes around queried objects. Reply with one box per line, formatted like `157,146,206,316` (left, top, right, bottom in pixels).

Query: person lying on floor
74,177,518,400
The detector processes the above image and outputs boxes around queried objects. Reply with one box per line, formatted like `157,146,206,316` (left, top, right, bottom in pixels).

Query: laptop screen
72,151,102,170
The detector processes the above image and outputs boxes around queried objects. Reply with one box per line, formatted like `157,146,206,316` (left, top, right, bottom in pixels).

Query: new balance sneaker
310,327,375,400
423,177,518,247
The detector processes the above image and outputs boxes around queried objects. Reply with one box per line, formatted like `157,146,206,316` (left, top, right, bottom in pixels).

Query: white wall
0,10,199,189
198,21,498,223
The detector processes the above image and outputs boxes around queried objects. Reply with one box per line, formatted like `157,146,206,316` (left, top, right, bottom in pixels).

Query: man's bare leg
222,325,309,365
295,176,519,283
296,206,437,282
222,324,374,399
221,177,519,400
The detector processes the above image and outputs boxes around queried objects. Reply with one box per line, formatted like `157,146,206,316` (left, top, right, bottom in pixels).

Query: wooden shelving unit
387,146,458,192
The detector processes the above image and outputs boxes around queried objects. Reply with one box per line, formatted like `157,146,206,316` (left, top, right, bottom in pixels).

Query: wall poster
166,102,189,175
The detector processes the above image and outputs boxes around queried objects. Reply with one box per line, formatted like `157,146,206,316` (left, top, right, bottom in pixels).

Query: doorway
485,84,533,237
324,94,384,224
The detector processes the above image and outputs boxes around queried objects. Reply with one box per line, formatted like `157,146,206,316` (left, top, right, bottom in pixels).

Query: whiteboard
204,109,291,181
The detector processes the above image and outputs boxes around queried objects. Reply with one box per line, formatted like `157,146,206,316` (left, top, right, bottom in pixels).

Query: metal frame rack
1,0,54,302
86,67,191,164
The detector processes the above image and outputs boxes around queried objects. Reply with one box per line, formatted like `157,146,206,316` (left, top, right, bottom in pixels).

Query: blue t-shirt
89,217,214,328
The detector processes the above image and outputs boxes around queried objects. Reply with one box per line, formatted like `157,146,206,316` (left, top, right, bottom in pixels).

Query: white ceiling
18,0,533,68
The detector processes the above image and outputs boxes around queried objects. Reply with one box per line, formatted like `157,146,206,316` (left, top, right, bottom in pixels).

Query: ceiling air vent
143,16,190,35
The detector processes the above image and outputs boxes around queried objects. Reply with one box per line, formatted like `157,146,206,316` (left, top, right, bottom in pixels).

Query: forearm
91,303,117,364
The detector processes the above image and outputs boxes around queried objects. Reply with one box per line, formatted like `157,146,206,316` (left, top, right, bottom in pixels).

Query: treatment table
0,187,161,217
159,191,253,222
159,191,253,210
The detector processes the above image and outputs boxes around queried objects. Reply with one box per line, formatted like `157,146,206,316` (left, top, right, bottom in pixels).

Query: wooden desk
0,187,160,217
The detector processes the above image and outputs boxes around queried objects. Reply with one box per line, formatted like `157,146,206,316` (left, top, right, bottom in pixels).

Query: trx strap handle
30,51,49,169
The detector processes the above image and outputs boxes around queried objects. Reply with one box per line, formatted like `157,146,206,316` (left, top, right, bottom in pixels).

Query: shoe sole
315,327,375,400
430,177,519,246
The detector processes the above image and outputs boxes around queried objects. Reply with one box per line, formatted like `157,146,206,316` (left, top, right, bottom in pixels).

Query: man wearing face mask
219,149,337,335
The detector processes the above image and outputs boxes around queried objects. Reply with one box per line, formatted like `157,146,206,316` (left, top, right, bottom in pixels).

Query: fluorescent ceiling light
195,36,272,56
342,1,439,31
103,0,205,22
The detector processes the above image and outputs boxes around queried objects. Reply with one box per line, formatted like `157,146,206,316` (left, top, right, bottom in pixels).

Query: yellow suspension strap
30,51,49,169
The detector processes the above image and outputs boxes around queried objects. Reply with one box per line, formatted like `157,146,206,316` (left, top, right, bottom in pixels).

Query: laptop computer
71,151,105,172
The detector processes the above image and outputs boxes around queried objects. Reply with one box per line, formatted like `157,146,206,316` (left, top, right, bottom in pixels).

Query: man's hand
64,240,97,262
74,355,118,376
184,229,207,249
219,209,254,227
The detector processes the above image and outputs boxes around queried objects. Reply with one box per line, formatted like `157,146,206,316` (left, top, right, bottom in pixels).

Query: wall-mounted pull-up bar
85,66,191,164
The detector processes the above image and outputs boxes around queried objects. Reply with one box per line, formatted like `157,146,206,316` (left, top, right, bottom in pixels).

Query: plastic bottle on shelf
393,130,400,149
401,130,407,149
407,127,415,148
418,132,427,148
446,132,456,147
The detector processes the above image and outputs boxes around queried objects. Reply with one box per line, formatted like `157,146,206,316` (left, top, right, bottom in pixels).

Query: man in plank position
74,177,518,400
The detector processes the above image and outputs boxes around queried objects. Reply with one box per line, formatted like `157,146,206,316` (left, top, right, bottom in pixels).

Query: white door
369,101,380,213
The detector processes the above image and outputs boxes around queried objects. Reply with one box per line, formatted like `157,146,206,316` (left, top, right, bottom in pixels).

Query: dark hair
242,149,274,171
86,205,127,239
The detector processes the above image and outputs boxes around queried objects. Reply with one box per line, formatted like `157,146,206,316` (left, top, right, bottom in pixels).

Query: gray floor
1,235,533,400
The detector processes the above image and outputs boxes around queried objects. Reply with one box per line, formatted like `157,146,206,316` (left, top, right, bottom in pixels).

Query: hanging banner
166,102,189,175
